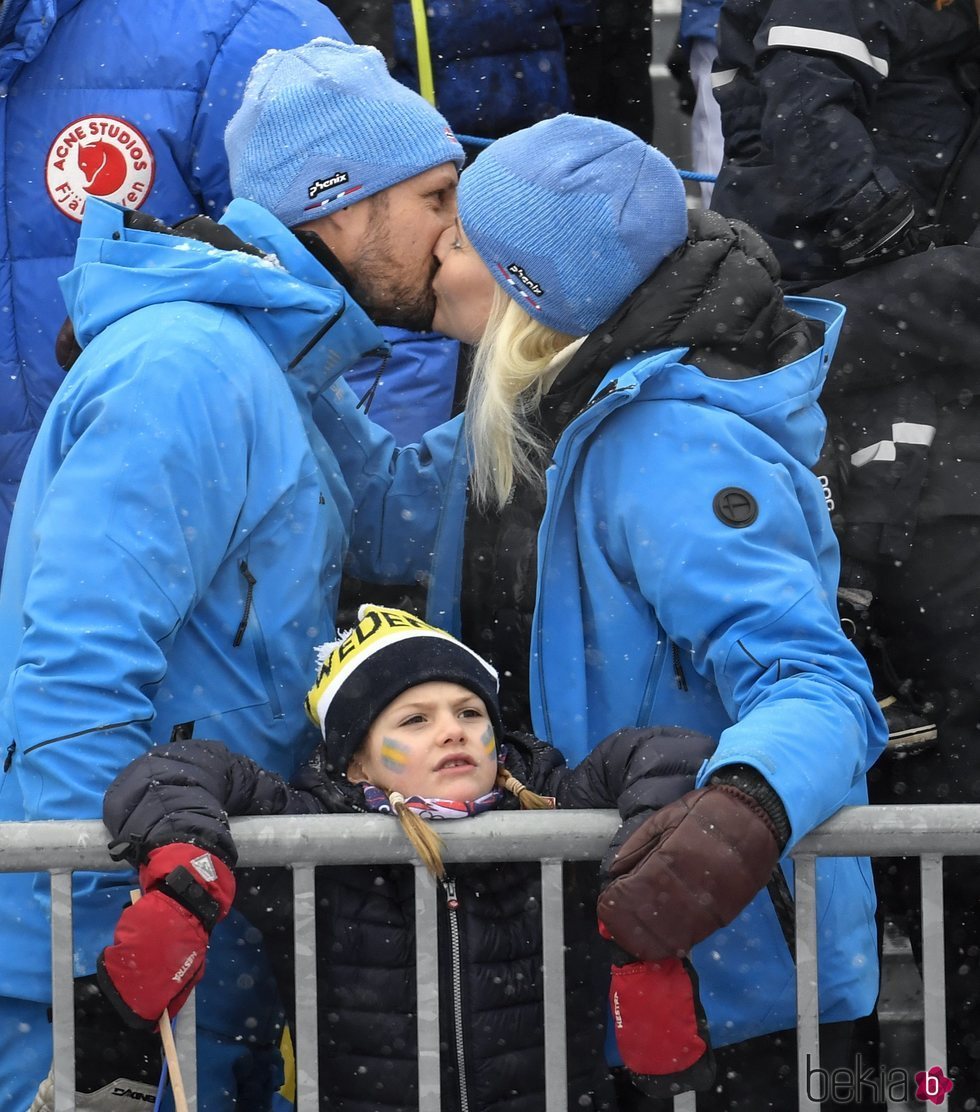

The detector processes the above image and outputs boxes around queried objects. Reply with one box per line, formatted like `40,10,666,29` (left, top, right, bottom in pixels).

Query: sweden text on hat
305,604,503,775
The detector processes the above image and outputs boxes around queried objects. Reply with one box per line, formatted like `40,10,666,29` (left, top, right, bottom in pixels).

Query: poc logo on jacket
45,115,155,222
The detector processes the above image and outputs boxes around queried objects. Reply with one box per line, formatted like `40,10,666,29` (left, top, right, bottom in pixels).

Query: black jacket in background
712,0,980,283
103,727,715,1112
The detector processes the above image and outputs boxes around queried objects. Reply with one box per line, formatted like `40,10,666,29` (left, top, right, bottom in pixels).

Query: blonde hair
387,766,555,880
466,286,578,512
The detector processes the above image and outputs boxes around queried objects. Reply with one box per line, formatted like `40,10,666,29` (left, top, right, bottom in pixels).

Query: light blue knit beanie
225,38,464,228
458,114,689,336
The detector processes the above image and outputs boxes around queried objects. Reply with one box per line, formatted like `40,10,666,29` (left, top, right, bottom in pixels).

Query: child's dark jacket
104,727,714,1112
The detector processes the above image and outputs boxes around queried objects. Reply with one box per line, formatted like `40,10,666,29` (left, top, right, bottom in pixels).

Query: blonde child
93,606,715,1111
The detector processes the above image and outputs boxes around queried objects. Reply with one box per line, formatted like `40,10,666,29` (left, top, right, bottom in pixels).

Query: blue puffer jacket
314,268,886,1047
392,0,592,138
0,0,349,564
0,197,386,1005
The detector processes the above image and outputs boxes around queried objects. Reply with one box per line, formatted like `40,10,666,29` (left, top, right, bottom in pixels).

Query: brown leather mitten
597,784,782,960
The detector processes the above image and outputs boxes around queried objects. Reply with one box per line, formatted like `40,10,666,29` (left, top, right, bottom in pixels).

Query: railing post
540,860,567,1111
920,854,947,1075
50,870,76,1112
794,855,820,1112
174,991,198,1111
293,865,319,1111
414,864,441,1108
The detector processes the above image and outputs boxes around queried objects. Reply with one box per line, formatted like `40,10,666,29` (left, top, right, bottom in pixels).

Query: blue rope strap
455,133,717,181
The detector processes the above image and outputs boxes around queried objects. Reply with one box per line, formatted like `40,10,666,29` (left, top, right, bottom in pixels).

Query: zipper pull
442,877,460,911
3,741,15,773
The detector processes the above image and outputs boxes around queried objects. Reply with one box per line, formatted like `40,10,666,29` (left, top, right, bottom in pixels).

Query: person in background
711,5,980,1102
709,0,980,756
1,37,463,1111
314,113,886,1109
677,0,725,206
88,605,717,1111
710,0,980,286
0,0,350,570
564,1,656,140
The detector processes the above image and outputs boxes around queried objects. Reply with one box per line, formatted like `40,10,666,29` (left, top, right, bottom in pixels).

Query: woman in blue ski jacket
314,113,887,1109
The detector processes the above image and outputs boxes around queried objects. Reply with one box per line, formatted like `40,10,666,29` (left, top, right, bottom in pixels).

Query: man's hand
597,782,783,960
98,843,235,1029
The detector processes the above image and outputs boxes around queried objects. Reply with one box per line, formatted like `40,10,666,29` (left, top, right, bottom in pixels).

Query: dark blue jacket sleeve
553,726,715,819
103,740,330,868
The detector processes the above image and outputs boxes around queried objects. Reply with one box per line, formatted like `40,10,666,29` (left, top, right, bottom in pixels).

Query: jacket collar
61,198,388,392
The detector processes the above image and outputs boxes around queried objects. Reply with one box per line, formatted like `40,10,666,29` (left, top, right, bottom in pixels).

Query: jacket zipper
671,642,689,691
233,560,284,718
767,866,797,956
441,876,469,1112
233,560,256,647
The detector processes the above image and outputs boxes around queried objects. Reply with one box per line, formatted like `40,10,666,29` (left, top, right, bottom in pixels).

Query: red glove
600,922,715,1097
598,784,781,960
97,843,235,1030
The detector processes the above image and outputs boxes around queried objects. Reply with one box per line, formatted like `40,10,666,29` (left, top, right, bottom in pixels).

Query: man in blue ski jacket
0,37,463,1111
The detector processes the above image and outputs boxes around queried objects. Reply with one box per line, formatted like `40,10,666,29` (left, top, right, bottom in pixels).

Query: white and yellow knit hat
305,605,502,773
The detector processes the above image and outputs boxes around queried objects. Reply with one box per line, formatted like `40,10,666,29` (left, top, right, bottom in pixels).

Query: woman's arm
313,380,467,582
589,399,885,847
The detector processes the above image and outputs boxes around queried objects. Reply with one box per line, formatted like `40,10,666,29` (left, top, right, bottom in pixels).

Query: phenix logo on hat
497,262,545,311
225,37,464,230
305,605,503,774
458,114,688,336
307,171,351,200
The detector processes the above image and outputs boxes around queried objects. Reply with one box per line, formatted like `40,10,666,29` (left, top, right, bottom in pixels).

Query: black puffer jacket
103,727,715,1112
712,0,980,283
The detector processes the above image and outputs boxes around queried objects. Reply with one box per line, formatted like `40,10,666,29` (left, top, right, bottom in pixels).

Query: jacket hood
0,0,82,63
548,209,844,465
59,197,386,378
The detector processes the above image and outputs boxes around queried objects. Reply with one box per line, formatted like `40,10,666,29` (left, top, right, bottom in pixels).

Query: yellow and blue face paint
380,736,412,775
481,725,496,763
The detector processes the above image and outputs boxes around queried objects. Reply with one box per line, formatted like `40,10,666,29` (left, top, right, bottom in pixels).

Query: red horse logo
77,140,128,197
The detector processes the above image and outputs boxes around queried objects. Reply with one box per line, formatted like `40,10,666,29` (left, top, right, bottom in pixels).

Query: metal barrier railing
3,803,980,1111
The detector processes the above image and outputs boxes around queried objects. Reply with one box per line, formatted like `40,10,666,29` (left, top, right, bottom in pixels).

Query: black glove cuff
75,971,162,1090
709,764,791,849
93,961,156,1033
